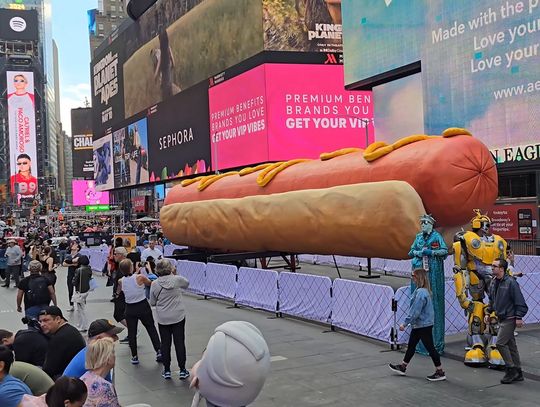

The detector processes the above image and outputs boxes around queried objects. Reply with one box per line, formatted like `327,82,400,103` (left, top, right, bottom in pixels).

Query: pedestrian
16,260,56,319
111,247,129,343
485,258,528,384
0,345,32,407
63,319,123,381
39,246,57,287
3,240,23,288
57,238,68,264
12,317,49,367
9,360,54,396
117,259,162,365
63,243,81,312
149,259,189,380
39,306,86,379
20,376,88,407
80,337,121,406
389,268,446,381
71,255,93,332
141,239,162,262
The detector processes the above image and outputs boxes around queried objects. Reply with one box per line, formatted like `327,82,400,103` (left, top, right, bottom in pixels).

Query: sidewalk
0,266,537,406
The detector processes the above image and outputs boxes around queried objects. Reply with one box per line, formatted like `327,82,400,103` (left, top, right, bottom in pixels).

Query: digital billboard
208,63,373,170
7,71,38,197
343,0,540,150
147,82,211,181
71,108,94,178
263,0,343,53
93,134,114,191
0,9,39,41
112,117,150,188
72,180,110,206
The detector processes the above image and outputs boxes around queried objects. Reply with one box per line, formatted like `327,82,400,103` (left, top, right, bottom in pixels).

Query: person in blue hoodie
389,268,446,381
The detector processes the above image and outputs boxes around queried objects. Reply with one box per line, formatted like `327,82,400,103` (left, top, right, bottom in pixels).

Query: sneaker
131,356,139,365
66,306,74,312
162,370,171,380
427,370,446,381
388,363,406,376
179,369,190,380
119,336,129,344
156,351,163,363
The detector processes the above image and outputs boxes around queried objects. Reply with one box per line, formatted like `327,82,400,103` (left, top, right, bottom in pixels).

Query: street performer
453,209,507,367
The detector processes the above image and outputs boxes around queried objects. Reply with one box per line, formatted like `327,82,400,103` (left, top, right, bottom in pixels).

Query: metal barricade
236,267,279,312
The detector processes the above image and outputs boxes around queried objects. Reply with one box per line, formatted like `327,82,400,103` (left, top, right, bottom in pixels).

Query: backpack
26,276,50,305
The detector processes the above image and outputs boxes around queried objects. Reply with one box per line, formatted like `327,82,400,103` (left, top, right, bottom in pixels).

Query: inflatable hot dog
162,128,498,259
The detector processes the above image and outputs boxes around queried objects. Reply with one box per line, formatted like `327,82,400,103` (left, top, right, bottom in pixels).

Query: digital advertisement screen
487,203,538,240
154,184,165,201
112,117,150,188
147,82,211,181
72,180,110,206
263,0,343,53
343,0,540,149
71,108,94,178
0,9,39,41
7,71,38,197
93,134,114,191
208,63,373,170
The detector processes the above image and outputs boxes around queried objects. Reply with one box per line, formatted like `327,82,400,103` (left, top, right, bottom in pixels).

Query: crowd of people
0,225,271,407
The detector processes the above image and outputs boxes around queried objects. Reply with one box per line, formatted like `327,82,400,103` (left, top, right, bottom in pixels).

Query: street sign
85,204,110,212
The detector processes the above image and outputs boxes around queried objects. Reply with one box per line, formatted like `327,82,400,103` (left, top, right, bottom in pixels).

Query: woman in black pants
117,258,162,365
389,268,446,381
150,259,189,380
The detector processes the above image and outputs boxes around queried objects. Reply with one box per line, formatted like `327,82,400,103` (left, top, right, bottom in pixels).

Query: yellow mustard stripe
442,127,472,138
197,172,239,191
238,163,274,176
320,147,362,161
181,176,206,187
256,159,310,187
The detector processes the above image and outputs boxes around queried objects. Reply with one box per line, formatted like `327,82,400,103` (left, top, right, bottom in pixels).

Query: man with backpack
16,260,56,319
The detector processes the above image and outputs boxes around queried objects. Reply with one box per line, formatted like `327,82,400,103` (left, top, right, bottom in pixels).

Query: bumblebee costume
453,210,507,367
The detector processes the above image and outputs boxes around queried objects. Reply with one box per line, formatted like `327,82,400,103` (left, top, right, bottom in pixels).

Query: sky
51,0,97,136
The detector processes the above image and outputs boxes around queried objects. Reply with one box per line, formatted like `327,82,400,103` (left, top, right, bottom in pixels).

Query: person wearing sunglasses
10,154,37,197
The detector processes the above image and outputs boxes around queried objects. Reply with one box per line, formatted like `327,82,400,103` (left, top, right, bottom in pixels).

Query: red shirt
10,173,38,196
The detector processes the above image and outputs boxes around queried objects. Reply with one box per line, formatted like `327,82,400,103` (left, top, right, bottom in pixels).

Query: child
389,268,446,381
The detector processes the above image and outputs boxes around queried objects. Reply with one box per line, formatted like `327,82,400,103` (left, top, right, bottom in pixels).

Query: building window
119,5,123,12
111,5,116,11
112,24,117,31
98,23,104,30
498,173,537,198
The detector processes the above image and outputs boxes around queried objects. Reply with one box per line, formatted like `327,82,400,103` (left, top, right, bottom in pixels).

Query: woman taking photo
389,268,446,381
117,259,162,365
149,259,189,380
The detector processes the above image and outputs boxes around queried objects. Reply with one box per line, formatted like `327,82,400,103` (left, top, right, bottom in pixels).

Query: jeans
5,265,21,287
404,325,441,367
67,269,76,306
125,299,161,357
58,250,67,264
158,319,186,371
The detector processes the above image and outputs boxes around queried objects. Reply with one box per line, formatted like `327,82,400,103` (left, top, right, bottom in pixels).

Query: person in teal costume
408,214,448,355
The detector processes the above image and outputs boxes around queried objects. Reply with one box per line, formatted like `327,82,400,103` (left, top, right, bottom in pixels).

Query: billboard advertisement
209,63,373,170
0,9,39,41
113,117,150,188
147,82,211,181
71,108,94,178
7,71,38,197
93,134,114,191
72,180,110,206
263,0,343,53
487,203,538,241
343,0,540,149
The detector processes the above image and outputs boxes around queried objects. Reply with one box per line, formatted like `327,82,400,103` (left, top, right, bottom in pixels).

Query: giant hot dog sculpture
161,128,498,259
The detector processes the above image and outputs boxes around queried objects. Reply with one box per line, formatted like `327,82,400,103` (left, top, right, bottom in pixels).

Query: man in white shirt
3,241,23,288
141,240,163,262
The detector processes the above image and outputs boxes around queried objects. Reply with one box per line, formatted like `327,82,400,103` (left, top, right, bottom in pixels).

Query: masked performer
409,214,448,355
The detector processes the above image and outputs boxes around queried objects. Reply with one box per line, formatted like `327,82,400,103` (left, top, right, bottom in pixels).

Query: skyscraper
88,0,128,56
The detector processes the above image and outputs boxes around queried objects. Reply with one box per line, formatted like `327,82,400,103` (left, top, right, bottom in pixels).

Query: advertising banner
72,134,94,178
265,64,373,161
147,82,211,181
208,63,373,170
263,0,343,53
72,180,110,206
487,203,538,240
133,196,148,213
112,117,150,188
7,71,38,197
209,65,268,170
0,9,39,41
343,0,540,150
93,134,114,191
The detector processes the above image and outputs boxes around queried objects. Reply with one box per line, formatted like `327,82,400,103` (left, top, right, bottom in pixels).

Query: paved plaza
0,265,538,406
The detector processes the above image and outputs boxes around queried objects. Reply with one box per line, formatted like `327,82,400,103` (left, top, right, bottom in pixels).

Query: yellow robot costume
453,210,507,367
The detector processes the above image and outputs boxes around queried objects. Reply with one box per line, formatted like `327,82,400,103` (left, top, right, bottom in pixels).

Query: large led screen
209,64,373,170
93,134,114,191
112,117,150,188
71,108,94,178
343,0,540,149
147,82,211,181
7,71,38,197
72,180,110,206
